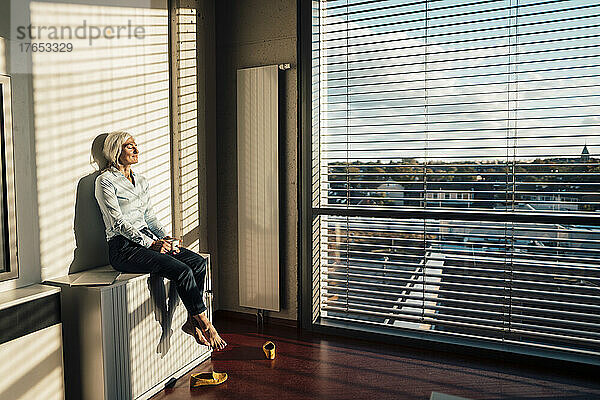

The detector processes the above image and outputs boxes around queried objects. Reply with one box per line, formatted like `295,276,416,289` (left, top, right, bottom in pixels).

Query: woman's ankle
192,312,211,330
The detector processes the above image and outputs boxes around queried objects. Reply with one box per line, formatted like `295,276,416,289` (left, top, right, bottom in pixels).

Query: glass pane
313,0,600,358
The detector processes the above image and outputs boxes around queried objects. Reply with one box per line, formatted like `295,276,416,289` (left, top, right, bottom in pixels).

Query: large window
308,0,600,362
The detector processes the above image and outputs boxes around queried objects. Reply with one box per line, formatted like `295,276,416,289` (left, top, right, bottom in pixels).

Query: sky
315,0,600,163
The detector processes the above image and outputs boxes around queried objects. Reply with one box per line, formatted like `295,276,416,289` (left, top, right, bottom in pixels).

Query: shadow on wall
70,134,109,273
29,2,172,280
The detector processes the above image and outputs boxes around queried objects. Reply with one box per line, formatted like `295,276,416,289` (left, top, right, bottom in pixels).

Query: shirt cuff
141,235,154,248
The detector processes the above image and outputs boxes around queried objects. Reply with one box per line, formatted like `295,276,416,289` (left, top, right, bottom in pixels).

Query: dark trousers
108,235,207,315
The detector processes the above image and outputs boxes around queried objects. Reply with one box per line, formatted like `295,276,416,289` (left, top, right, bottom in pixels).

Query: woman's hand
163,236,182,254
150,239,171,254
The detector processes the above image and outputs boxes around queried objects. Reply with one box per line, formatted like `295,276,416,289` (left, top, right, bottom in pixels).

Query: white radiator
107,275,210,399
237,65,280,311
47,257,213,400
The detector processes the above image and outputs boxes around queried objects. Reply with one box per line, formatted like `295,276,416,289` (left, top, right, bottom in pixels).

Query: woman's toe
196,328,210,347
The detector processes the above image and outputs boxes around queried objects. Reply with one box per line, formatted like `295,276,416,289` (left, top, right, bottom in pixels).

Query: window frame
298,0,600,366
0,75,19,282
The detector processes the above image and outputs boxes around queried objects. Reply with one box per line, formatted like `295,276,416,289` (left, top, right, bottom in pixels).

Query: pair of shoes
263,341,276,359
190,371,228,388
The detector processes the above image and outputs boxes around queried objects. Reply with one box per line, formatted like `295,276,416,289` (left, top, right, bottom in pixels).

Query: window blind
312,0,600,359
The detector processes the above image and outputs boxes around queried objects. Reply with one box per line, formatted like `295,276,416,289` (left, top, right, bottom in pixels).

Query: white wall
0,324,64,399
0,0,172,291
215,0,298,320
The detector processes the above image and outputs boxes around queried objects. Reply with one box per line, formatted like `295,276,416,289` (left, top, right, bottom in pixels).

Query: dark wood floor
152,315,600,400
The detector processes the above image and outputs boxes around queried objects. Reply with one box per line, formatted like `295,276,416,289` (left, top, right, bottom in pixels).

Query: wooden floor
152,315,600,400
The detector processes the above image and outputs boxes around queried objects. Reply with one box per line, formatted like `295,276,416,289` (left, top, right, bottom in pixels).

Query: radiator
237,65,280,311
47,257,213,400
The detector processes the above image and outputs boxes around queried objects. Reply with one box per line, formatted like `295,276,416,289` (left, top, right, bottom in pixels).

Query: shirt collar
109,166,136,177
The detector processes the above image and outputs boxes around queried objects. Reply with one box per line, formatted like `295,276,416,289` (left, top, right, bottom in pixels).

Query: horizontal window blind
311,0,600,360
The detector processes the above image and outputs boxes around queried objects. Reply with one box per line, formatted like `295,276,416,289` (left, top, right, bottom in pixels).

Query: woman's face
119,136,139,166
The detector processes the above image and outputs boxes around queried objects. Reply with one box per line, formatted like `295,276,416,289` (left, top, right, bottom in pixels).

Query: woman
95,131,226,350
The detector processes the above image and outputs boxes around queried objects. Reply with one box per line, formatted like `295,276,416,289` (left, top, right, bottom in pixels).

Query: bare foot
157,328,173,357
202,323,227,350
182,317,210,347
193,314,227,350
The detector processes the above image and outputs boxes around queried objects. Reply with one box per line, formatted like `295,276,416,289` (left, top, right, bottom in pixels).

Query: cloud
317,3,600,162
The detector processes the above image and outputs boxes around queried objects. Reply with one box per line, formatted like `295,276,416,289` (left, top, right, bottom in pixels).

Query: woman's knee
156,256,194,283
173,265,196,288
180,249,207,273
194,254,207,273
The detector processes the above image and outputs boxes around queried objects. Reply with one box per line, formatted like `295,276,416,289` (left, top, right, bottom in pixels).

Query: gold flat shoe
190,371,228,387
263,341,276,359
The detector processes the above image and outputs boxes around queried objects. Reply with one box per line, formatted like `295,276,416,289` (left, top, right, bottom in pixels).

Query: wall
215,0,298,320
0,0,172,292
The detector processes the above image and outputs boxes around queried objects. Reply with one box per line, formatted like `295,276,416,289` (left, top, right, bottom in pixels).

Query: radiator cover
47,258,213,400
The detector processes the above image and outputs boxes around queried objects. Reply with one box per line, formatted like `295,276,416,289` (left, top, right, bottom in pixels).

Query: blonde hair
102,131,133,169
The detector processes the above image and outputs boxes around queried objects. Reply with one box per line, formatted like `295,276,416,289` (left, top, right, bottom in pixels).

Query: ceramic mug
167,238,180,252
